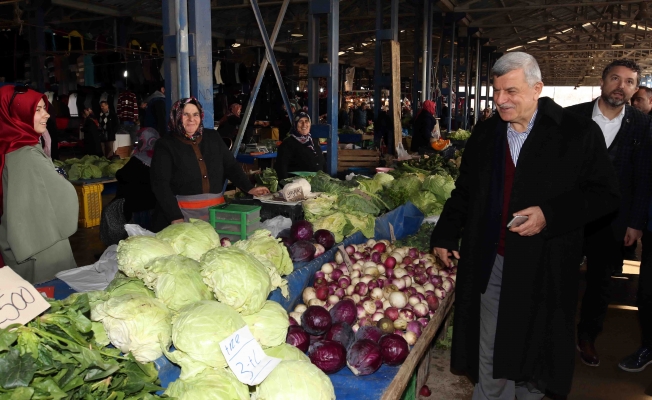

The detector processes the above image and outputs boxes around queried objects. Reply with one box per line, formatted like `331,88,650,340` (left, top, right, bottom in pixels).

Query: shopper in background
142,82,167,138
410,99,436,152
353,102,367,130
150,97,269,232
81,108,103,157
0,85,78,283
566,59,652,368
276,111,325,180
431,52,619,399
99,100,120,158
338,103,350,128
632,86,652,115
480,107,493,121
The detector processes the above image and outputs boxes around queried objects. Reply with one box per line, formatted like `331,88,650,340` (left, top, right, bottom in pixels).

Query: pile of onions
287,239,456,376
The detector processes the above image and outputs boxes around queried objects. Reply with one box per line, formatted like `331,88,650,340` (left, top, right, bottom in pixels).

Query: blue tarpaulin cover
40,202,425,399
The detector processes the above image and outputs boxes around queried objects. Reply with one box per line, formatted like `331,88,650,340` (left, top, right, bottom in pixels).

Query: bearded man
566,59,652,368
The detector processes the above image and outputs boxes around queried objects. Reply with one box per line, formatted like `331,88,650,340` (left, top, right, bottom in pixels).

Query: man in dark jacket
353,103,367,130
99,101,120,158
632,85,652,115
431,52,620,399
566,59,652,370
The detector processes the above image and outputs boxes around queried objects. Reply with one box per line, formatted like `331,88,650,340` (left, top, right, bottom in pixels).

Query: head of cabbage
91,294,172,363
242,300,289,348
252,360,335,400
142,255,213,311
313,212,348,243
233,229,293,276
164,367,249,400
117,236,176,278
264,344,309,362
156,220,219,261
200,247,272,315
422,173,456,203
166,301,245,371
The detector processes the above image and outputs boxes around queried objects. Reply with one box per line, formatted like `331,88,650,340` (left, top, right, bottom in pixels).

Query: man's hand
624,227,643,247
249,187,271,196
433,247,460,268
510,206,547,236
171,219,184,224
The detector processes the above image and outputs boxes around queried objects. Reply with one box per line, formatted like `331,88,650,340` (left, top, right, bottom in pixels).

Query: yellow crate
75,183,104,228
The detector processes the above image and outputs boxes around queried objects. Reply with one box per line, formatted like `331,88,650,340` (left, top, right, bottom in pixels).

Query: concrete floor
68,218,651,400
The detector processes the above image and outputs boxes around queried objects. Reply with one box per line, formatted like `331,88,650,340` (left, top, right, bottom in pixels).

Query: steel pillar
463,34,471,129
447,20,455,132
308,0,339,176
188,0,214,127
162,0,179,115
175,0,190,98
412,2,421,118
373,0,399,120
474,38,481,122
420,0,431,102
485,53,491,107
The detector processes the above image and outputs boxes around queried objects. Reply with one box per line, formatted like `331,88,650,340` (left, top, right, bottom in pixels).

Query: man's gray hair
491,52,542,87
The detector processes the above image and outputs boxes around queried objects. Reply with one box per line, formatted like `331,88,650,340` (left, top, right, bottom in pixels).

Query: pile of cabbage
54,155,129,180
87,219,328,399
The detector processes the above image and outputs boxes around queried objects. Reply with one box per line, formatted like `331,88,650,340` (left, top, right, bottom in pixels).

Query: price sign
389,223,396,243
220,326,281,386
0,267,51,329
337,245,353,268
283,185,305,202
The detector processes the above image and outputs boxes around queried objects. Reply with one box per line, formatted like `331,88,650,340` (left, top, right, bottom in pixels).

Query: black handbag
99,198,129,246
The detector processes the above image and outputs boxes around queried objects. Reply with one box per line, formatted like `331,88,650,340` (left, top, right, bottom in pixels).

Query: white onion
449,273,457,282
434,287,446,299
309,298,326,307
363,300,377,315
335,251,344,264
351,294,361,304
391,278,406,290
294,304,307,314
352,262,362,271
377,265,386,275
364,266,380,278
352,323,360,333
389,291,408,308
382,299,391,310
366,239,377,247
423,282,435,292
328,295,340,305
408,295,421,306
351,270,361,279
370,287,384,300
404,330,417,345
394,268,408,279
289,311,302,325
413,303,429,317
302,287,316,304
351,277,360,286
414,285,425,295
403,275,413,288
372,312,385,322
391,252,403,263
363,261,377,269
360,274,374,284
321,263,334,274
442,279,453,292
393,318,408,330
345,285,355,296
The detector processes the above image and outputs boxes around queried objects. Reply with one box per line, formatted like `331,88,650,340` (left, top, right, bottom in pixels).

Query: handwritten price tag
220,326,281,386
0,267,51,329
337,245,353,268
283,185,305,202
389,223,396,243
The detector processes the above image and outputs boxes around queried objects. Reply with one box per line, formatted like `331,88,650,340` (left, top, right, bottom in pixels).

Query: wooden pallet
337,148,381,172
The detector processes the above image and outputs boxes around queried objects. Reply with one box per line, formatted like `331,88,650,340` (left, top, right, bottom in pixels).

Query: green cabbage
105,274,155,299
264,343,309,362
313,211,348,242
164,367,249,400
156,222,217,261
68,163,82,180
200,247,272,315
242,300,290,348
386,174,422,206
337,192,380,215
190,218,221,248
373,171,395,188
302,194,338,222
91,294,172,363
117,236,176,279
81,154,101,164
344,213,376,239
94,160,110,170
103,162,123,178
233,229,293,276
448,129,472,140
87,164,102,179
253,360,335,400
408,191,442,217
166,301,246,370
422,173,456,203
355,176,383,194
142,255,213,311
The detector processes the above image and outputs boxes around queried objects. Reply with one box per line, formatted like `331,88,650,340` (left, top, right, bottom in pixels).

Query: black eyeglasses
8,85,28,109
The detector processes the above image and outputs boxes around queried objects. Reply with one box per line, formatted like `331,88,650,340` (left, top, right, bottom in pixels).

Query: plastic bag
125,224,156,237
261,215,292,237
395,142,411,161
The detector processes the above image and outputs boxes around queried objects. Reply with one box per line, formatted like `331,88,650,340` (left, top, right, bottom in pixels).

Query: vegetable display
447,128,472,141
252,360,335,400
54,155,128,180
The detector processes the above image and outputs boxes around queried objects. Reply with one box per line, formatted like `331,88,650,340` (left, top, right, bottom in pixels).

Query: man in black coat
99,101,120,158
566,59,652,369
431,52,620,399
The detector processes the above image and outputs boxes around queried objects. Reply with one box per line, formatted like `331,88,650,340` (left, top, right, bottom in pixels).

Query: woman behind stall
150,97,269,232
0,85,78,283
410,100,437,152
81,108,103,157
276,112,325,180
217,103,242,140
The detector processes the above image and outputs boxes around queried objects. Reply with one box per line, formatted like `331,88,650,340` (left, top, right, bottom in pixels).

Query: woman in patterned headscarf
410,99,437,152
150,97,269,232
0,85,78,282
275,111,325,180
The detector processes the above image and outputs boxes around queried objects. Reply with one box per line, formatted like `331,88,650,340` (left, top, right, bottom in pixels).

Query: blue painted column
447,19,455,132
188,0,214,127
308,0,339,176
162,0,178,116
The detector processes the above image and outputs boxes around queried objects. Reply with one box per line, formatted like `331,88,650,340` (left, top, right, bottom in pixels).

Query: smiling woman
0,85,79,283
275,111,325,180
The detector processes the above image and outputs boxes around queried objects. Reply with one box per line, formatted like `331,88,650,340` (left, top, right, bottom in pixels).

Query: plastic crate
75,183,103,228
260,202,304,222
209,204,261,224
214,222,262,240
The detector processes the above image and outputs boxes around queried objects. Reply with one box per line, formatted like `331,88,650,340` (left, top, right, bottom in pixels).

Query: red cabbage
290,240,317,262
378,334,409,365
301,305,332,335
314,229,336,250
347,339,383,376
355,325,383,343
329,299,357,326
308,340,347,374
325,321,355,349
291,220,314,242
286,325,310,352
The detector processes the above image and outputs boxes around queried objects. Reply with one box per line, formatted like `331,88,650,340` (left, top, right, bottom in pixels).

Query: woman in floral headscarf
410,100,437,152
275,111,325,180
150,97,269,232
0,85,78,283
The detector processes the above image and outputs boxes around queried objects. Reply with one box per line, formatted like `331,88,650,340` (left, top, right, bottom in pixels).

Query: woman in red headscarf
410,100,437,152
0,85,78,283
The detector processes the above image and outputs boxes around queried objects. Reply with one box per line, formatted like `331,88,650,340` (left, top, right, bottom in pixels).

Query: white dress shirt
592,99,625,148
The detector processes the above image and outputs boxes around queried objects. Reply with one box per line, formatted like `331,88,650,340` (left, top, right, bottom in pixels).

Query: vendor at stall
275,111,325,180
150,97,269,232
0,85,78,283
410,100,437,152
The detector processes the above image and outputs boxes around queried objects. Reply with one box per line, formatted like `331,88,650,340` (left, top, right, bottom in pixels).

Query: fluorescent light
506,45,523,51
123,71,128,77
319,88,324,93
296,86,300,91
338,51,346,55
231,42,240,48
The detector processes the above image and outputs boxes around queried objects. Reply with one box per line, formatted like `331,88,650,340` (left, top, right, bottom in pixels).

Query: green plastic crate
209,204,262,241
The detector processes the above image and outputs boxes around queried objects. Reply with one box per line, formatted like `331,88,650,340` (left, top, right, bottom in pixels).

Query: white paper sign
0,267,51,329
220,326,281,385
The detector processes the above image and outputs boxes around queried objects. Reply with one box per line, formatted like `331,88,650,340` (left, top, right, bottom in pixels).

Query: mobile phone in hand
507,215,528,229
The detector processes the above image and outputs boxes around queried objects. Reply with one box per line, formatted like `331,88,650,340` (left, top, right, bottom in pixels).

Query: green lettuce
190,218,221,248
117,236,176,279
253,360,335,400
302,193,338,222
200,247,272,315
337,192,380,215
313,212,349,242
156,221,218,261
264,343,310,362
386,174,422,206
408,191,443,216
422,173,456,203
344,213,376,239
242,300,290,348
164,368,249,400
233,229,293,276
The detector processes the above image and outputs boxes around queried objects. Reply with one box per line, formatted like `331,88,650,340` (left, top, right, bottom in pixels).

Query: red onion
328,283,337,295
399,308,415,321
374,299,383,309
371,252,381,263
415,293,425,301
443,278,454,292
425,290,435,297
417,317,429,328
373,242,386,253
386,268,395,279
314,277,328,288
334,288,345,298
379,333,409,366
426,267,438,276
406,321,422,338
403,256,413,266
286,325,310,352
425,295,440,311
353,252,364,260
408,248,419,258
355,282,369,296
391,278,406,290
315,286,329,301
367,280,379,290
331,269,343,281
356,305,367,319
419,385,431,396
358,316,372,327
345,245,355,255
440,269,450,278
414,274,428,285
384,307,400,321
434,287,446,299
429,275,443,287
405,287,417,297
338,276,351,288
413,303,429,317
315,271,325,280
384,256,397,269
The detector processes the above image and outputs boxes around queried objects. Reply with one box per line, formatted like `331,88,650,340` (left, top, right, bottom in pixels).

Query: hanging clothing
117,90,139,123
68,93,79,117
345,67,355,92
